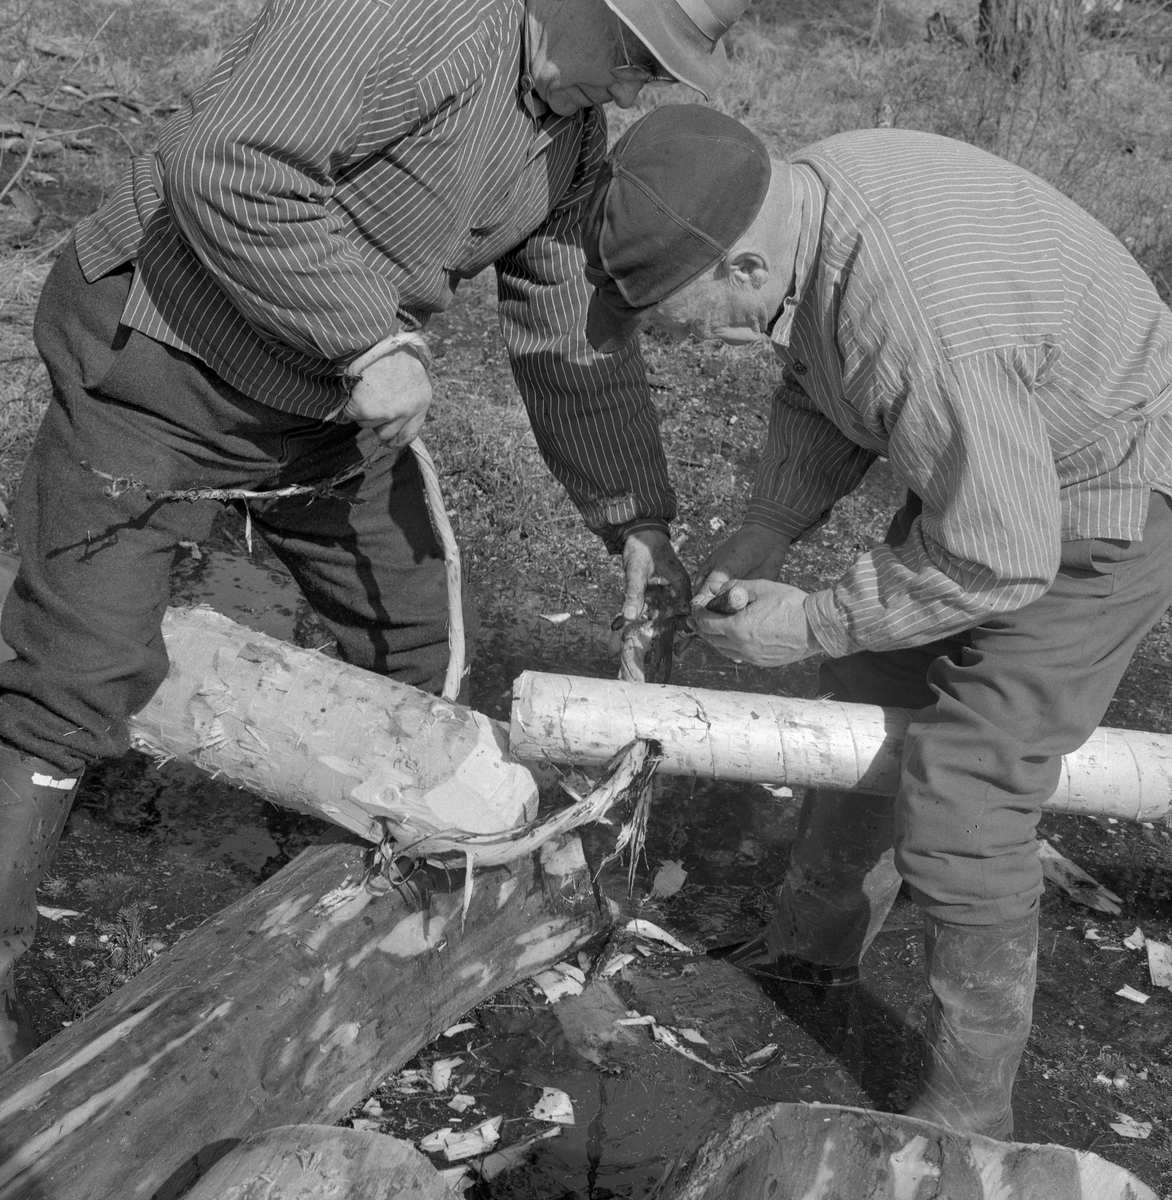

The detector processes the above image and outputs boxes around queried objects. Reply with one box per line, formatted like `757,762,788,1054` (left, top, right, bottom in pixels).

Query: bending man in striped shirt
584,105,1172,1138
0,0,753,1068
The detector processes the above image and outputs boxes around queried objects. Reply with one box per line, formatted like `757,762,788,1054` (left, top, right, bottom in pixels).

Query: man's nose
607,77,645,108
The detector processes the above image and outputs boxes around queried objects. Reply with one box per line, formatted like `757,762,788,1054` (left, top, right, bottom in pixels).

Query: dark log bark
0,833,604,1200
181,1125,450,1200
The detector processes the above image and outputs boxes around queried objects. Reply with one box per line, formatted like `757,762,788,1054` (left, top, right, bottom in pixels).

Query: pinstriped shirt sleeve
746,376,876,538
495,112,676,551
159,0,414,364
804,348,1063,656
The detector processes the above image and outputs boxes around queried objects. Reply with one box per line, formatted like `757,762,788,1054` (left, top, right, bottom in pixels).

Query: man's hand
617,529,691,684
693,523,792,607
342,348,432,447
621,529,691,624
690,578,821,667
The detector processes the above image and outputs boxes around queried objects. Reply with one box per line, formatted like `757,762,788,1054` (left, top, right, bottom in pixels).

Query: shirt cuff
604,517,671,555
744,497,826,542
803,588,855,658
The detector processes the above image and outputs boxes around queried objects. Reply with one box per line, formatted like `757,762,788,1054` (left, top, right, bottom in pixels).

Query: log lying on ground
128,606,539,844
182,1125,451,1200
0,832,604,1200
663,1103,1157,1200
511,671,1172,822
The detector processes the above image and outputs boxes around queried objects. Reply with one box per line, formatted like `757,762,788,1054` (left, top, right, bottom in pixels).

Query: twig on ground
0,14,115,205
0,59,28,104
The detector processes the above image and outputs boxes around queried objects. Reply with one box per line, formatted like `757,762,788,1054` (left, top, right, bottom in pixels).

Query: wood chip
650,859,687,899
1037,839,1123,914
530,1087,574,1125
622,918,694,953
1147,938,1172,989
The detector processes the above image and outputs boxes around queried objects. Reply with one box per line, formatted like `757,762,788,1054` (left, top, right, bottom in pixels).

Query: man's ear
726,249,770,289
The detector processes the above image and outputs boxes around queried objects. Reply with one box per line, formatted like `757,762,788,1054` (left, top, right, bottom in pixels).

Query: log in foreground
511,671,1172,822
664,1103,1157,1200
129,606,539,845
182,1125,451,1200
0,832,604,1200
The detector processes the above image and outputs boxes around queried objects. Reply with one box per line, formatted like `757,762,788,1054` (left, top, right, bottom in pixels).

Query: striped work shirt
747,130,1172,657
72,0,674,551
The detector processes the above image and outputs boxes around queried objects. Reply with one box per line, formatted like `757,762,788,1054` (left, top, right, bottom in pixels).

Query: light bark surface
511,671,1172,822
181,1124,451,1200
0,833,603,1200
129,606,538,844
664,1103,1157,1200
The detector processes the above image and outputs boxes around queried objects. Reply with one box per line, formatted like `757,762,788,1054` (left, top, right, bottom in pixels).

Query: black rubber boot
905,911,1038,1140
0,742,82,1073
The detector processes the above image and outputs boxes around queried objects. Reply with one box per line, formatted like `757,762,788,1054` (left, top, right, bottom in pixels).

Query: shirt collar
518,1,551,122
768,164,826,349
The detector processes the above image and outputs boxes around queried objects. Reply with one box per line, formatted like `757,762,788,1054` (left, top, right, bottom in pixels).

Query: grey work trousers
772,489,1172,955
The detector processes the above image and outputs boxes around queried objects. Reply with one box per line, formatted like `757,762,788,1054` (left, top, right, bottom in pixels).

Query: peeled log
664,1103,1156,1200
0,833,604,1200
128,606,539,844
181,1125,451,1200
510,671,1172,822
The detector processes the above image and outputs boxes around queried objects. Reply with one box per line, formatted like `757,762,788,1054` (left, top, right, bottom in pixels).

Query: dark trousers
0,244,452,774
769,488,1172,946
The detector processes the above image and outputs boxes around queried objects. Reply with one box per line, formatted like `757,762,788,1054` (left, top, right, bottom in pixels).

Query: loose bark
181,1125,450,1200
511,671,1172,822
664,1103,1157,1200
0,832,605,1200
128,607,538,844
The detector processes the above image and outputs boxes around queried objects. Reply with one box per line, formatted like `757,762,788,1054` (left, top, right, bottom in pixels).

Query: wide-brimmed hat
604,0,752,99
583,104,771,353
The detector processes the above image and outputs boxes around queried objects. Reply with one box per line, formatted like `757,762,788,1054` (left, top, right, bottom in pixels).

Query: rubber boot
0,743,82,1072
905,911,1038,1140
722,789,903,985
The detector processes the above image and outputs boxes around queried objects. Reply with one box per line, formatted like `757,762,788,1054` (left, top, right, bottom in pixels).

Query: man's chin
542,86,598,115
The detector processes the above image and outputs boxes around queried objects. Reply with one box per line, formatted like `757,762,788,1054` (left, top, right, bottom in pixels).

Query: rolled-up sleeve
159,0,417,364
805,349,1062,655
494,112,676,553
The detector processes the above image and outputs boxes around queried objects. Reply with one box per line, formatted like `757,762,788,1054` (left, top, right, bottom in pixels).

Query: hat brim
604,0,728,100
587,291,650,354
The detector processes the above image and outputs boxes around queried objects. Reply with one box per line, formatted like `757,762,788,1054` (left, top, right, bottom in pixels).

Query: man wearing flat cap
584,105,1172,1138
0,1,757,1066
